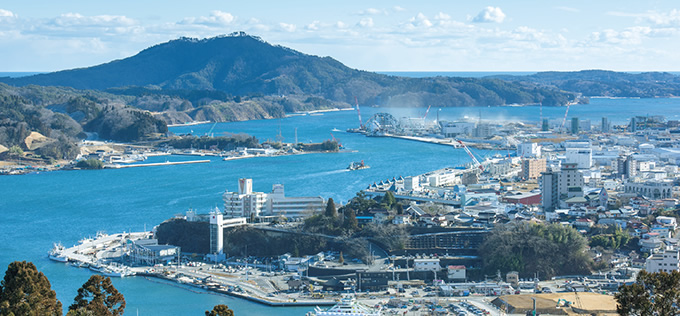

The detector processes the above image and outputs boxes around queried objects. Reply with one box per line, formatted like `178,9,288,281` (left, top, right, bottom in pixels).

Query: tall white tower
209,209,224,255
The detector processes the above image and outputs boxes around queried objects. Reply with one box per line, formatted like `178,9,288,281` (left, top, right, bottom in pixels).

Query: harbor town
44,110,680,315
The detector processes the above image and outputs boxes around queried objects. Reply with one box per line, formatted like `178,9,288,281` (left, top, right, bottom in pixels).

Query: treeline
479,222,592,279
493,70,680,98
163,134,260,151
0,260,234,315
0,261,125,316
296,140,339,152
0,94,81,161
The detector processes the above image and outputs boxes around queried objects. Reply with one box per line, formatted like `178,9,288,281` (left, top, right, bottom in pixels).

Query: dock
106,160,210,169
49,231,338,307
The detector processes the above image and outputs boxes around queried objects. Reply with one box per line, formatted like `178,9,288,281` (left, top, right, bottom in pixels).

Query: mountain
490,70,680,97
0,32,578,107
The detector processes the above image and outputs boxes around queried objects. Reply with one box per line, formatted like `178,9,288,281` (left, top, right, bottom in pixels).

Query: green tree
479,222,592,279
382,191,396,209
7,145,23,157
0,261,62,316
616,270,680,315
205,304,235,316
68,275,125,316
344,209,358,231
76,159,104,169
325,198,337,218
396,203,404,215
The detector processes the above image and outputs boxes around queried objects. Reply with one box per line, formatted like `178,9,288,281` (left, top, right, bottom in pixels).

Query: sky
1,0,680,72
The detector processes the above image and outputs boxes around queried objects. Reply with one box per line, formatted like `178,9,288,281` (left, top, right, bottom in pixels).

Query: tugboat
347,160,369,171
307,296,381,316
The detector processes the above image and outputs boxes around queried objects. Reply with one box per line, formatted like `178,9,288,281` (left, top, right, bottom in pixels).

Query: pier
49,231,338,307
106,160,210,169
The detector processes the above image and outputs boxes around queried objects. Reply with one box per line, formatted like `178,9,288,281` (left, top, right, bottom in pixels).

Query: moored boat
307,296,381,316
48,243,68,262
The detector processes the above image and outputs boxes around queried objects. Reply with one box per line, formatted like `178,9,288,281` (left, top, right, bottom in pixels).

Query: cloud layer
0,5,679,71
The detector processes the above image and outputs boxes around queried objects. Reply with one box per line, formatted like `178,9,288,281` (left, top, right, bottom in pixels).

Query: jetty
106,160,210,169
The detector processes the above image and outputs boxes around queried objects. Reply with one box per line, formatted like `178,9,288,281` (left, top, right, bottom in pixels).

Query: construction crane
355,96,364,129
559,103,571,132
330,132,344,149
422,104,432,119
456,140,484,171
205,122,217,137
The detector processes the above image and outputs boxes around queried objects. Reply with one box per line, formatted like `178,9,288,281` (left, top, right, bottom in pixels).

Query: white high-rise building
516,142,541,158
223,179,324,220
564,141,592,169
558,163,585,195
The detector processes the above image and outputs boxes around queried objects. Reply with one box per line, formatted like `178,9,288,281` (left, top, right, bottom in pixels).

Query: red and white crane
422,104,432,119
457,139,484,171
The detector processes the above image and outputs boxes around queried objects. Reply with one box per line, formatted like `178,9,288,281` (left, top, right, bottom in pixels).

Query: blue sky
1,0,680,72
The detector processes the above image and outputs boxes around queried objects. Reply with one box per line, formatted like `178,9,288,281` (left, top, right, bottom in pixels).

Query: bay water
0,98,678,314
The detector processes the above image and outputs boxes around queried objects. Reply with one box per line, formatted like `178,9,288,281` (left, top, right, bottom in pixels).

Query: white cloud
406,13,433,29
590,26,653,45
358,8,384,16
336,21,348,29
434,12,450,21
52,13,136,27
642,9,680,26
358,17,374,28
393,6,406,12
305,21,321,31
0,9,16,18
180,10,234,26
472,6,506,23
279,23,296,32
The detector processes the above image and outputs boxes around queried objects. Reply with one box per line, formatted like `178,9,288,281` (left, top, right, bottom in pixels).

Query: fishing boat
347,160,369,171
48,243,68,262
307,296,381,316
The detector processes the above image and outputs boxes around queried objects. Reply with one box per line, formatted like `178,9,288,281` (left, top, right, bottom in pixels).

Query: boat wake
289,169,349,181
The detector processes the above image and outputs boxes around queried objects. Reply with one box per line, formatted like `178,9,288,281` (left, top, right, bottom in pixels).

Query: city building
440,121,475,137
447,265,466,281
128,239,180,266
521,158,546,179
646,249,680,273
414,258,441,272
571,117,579,134
564,141,592,169
516,142,541,158
223,179,325,220
602,117,609,132
540,170,560,212
624,179,673,199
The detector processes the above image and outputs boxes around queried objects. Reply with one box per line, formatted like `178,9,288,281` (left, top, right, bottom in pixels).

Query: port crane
456,139,484,171
559,102,571,132
422,104,432,119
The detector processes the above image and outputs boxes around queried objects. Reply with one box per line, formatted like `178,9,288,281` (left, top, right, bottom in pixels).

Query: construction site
491,292,618,315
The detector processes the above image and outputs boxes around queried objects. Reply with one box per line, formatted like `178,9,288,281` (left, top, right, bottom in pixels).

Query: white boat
48,243,68,262
308,297,382,316
347,160,369,171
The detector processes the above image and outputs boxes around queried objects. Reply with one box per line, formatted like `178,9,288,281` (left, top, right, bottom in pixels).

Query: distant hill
490,70,680,97
0,32,577,107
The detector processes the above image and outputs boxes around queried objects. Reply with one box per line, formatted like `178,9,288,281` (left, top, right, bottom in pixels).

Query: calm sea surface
1,98,679,314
